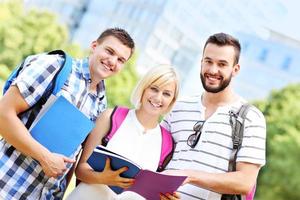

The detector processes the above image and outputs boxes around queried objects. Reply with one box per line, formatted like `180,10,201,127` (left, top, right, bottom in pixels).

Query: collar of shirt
79,57,105,99
128,109,160,135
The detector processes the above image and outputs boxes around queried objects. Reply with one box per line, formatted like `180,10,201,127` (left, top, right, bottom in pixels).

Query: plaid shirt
0,53,107,200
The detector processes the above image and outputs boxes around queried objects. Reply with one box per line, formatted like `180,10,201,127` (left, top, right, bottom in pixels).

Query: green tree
255,83,300,200
0,0,83,81
105,53,139,108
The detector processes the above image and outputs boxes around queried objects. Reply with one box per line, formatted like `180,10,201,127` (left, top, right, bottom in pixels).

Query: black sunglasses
187,120,205,148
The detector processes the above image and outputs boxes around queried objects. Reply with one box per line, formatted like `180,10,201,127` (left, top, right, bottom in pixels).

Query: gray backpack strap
221,104,252,200
228,103,252,171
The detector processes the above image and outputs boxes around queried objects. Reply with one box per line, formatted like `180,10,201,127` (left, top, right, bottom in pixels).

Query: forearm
164,163,259,195
75,162,134,189
0,111,50,162
185,170,254,195
75,163,106,184
75,110,114,185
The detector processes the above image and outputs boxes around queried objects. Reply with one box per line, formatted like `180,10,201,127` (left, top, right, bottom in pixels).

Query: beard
200,73,232,93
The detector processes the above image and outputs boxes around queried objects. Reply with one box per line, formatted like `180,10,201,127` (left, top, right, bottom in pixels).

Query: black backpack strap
228,103,251,171
221,103,252,200
221,194,242,200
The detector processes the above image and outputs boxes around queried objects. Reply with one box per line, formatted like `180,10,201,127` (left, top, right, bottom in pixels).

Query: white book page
95,145,142,169
29,94,58,131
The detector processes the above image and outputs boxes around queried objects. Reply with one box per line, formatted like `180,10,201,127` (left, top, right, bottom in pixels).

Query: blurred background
0,0,299,199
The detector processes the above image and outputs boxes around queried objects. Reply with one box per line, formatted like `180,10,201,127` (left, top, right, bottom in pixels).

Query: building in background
24,0,300,100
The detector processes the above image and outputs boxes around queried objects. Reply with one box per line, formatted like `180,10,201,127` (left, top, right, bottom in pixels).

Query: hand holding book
87,145,187,200
29,95,94,157
100,156,135,189
39,152,75,178
28,95,94,177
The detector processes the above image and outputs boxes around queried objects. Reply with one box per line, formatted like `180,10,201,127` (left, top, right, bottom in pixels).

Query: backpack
3,50,73,129
102,106,175,172
221,103,255,200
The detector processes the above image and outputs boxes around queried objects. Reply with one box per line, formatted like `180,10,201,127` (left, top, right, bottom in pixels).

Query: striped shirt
0,53,107,200
161,95,266,200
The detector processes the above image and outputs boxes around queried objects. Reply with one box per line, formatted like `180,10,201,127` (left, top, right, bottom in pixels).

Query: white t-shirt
161,95,266,200
67,109,162,200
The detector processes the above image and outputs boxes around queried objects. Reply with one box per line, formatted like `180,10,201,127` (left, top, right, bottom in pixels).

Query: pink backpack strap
102,106,129,146
246,184,256,200
157,126,174,172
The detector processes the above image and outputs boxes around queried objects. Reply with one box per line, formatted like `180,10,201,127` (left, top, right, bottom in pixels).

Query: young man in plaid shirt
0,28,135,200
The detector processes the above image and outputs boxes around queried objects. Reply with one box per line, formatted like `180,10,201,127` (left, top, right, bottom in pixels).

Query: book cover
30,95,94,157
87,145,141,194
87,145,186,199
126,169,187,200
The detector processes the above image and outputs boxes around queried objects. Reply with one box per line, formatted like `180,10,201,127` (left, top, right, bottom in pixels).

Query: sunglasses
187,120,205,148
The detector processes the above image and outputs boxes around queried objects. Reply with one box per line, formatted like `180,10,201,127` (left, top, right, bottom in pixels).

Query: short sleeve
12,54,64,107
237,106,266,166
161,112,172,132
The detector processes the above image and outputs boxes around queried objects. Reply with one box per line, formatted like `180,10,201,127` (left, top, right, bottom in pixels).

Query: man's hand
98,157,135,189
160,192,181,200
40,152,75,178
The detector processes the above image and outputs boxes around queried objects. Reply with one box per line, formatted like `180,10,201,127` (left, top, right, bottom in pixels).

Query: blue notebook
88,145,141,194
87,145,186,199
30,95,94,157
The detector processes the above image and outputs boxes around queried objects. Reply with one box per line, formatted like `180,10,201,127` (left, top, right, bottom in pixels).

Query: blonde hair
131,65,180,114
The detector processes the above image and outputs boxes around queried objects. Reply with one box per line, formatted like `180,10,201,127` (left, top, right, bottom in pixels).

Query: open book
87,145,187,200
29,95,94,157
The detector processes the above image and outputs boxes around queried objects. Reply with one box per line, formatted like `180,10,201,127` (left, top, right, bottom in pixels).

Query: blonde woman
67,65,180,199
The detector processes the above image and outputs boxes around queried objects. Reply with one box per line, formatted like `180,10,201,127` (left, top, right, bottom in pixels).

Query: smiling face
89,36,131,82
200,43,240,93
140,82,176,117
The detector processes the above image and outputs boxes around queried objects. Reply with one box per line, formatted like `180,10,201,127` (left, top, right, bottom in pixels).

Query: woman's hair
131,65,180,114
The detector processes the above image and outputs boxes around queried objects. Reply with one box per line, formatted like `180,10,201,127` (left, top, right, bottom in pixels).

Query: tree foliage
254,83,300,200
105,53,139,108
0,0,83,81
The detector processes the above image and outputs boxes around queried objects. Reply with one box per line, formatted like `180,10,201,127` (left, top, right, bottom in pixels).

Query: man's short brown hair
97,27,135,57
203,33,241,65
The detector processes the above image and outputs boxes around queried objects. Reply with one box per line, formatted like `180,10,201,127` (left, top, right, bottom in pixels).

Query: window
242,42,249,53
258,48,268,62
281,56,292,71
